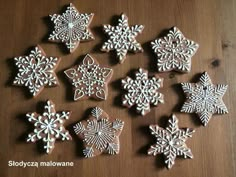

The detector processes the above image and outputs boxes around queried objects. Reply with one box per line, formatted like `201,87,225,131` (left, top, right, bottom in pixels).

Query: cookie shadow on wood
136,125,153,155
104,49,119,66
111,78,124,110
136,116,170,155
16,113,31,143
6,57,17,87
91,26,105,54
41,16,53,44
143,40,157,72
58,69,74,102
171,83,185,113
136,125,166,169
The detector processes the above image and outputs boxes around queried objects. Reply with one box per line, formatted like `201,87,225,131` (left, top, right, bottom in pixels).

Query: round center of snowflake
30,65,41,78
68,23,74,28
95,131,102,136
47,123,52,128
168,140,174,146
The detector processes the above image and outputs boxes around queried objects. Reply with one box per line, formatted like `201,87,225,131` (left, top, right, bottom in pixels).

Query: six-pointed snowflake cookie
101,13,144,63
64,54,113,101
122,68,164,116
73,107,124,158
148,114,195,169
26,100,72,154
13,46,60,97
49,3,94,53
151,27,199,72
181,72,228,126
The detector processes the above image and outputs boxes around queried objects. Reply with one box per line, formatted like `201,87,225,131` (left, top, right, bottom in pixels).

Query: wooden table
0,0,235,177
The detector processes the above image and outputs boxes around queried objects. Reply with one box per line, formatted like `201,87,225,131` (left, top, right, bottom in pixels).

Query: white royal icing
148,114,195,169
26,100,71,154
101,13,144,63
49,3,94,53
73,107,124,158
13,46,59,96
64,54,112,101
122,68,164,115
151,27,199,72
181,72,228,126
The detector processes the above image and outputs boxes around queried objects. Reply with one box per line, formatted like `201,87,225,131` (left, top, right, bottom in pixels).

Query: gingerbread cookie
151,27,199,72
122,68,164,115
64,54,113,101
181,72,228,126
13,45,60,97
26,100,72,154
148,114,195,169
73,107,124,158
49,3,94,53
101,13,144,63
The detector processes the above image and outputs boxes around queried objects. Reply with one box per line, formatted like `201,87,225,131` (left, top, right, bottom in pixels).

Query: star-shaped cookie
73,107,124,158
181,72,228,126
49,3,94,53
26,100,72,154
64,54,113,101
13,46,60,97
151,27,199,72
122,68,164,115
148,114,195,169
101,13,144,63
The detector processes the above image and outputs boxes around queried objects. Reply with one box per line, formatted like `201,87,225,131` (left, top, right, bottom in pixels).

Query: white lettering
8,160,73,168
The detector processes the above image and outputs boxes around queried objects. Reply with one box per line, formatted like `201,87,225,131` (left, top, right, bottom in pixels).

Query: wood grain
0,0,236,177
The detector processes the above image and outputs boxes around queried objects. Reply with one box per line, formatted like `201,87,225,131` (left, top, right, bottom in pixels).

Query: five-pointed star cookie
151,27,199,72
122,68,164,116
73,107,124,158
181,72,228,126
64,54,113,101
101,13,144,63
49,3,94,53
26,100,72,154
148,114,195,169
13,45,60,97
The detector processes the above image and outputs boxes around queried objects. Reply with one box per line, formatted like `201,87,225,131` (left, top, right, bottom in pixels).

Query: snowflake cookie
122,68,164,116
73,107,124,158
148,114,195,169
64,54,113,101
151,27,199,72
101,13,144,63
181,72,228,126
49,3,94,53
26,100,72,154
13,46,60,97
